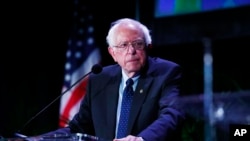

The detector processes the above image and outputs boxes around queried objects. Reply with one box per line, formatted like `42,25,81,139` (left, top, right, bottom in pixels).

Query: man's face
108,24,147,77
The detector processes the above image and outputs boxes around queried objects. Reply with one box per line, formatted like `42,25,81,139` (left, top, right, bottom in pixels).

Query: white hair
106,18,152,47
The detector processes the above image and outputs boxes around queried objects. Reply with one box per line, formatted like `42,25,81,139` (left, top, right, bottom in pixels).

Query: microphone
14,64,103,138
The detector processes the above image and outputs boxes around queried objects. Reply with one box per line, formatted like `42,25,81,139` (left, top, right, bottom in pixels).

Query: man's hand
113,135,144,141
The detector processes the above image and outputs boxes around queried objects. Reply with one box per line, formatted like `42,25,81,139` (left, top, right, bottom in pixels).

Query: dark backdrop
0,0,136,137
1,0,249,139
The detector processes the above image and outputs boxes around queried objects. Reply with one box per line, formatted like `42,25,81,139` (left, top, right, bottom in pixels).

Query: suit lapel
103,59,154,136
127,75,153,133
105,71,122,136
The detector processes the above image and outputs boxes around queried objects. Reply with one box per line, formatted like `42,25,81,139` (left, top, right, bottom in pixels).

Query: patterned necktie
117,78,134,138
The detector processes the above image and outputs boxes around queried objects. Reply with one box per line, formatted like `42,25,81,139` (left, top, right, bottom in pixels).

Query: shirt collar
121,70,140,84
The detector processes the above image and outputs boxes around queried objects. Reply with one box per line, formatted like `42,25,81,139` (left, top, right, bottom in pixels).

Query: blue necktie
117,78,134,138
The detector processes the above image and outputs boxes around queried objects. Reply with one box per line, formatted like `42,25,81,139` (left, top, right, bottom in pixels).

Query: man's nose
127,44,136,53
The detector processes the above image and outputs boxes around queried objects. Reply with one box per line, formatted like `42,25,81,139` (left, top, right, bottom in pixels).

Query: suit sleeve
138,64,185,141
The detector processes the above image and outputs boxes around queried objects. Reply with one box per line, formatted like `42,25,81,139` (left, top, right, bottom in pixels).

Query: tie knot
126,78,134,86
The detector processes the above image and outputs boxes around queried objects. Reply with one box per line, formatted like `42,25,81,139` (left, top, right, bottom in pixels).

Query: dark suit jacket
46,57,185,141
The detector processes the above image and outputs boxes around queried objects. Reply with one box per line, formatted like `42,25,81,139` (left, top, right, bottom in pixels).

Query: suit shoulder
150,57,180,68
102,64,121,73
90,63,120,78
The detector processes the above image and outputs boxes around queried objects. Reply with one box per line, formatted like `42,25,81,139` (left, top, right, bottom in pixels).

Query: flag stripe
59,0,101,127
59,77,88,127
59,48,101,127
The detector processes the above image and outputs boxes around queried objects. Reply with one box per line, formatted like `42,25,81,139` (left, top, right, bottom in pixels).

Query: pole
203,37,216,141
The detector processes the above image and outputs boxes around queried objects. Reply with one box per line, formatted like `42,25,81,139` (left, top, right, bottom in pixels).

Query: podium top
3,133,108,141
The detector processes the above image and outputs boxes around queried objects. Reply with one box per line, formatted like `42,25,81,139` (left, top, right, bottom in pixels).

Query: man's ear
145,44,153,52
145,44,153,56
108,47,117,62
108,46,113,55
147,44,153,49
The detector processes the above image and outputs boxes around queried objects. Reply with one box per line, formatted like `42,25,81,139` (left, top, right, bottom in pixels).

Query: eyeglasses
113,40,145,51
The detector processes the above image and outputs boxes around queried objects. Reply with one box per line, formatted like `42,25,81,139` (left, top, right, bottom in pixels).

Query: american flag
59,1,101,127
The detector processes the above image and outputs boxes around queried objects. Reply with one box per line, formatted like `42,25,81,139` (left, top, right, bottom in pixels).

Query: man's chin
127,66,142,73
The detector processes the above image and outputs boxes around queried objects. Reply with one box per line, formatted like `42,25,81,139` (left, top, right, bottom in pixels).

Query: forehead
114,24,144,43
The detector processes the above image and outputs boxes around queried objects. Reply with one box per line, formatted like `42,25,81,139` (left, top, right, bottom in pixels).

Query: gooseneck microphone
14,64,103,138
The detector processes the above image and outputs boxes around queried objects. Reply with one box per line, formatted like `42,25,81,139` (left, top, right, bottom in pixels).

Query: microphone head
91,64,102,74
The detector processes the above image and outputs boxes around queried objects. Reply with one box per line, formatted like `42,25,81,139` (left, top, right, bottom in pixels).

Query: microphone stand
15,71,92,137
